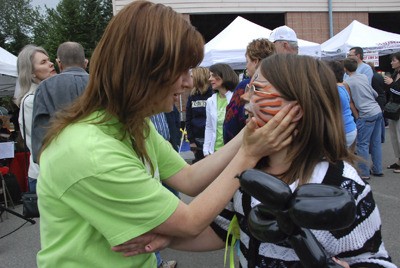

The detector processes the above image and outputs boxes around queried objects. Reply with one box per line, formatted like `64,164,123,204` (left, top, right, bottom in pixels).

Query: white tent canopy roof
0,47,18,97
200,16,321,69
0,47,18,77
321,20,400,59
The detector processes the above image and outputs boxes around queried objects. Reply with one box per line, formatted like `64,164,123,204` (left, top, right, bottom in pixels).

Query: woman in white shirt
203,63,238,156
16,45,56,192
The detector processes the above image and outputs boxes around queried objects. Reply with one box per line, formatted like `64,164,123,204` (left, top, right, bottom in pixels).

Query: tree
33,0,113,62
81,0,113,58
0,0,43,55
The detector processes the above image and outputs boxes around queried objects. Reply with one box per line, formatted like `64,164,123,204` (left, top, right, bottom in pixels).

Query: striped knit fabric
211,161,396,268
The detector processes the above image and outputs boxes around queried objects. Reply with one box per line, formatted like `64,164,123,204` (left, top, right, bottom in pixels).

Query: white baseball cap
269,26,298,42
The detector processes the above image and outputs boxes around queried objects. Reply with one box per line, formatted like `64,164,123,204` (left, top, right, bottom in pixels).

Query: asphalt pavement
0,130,399,268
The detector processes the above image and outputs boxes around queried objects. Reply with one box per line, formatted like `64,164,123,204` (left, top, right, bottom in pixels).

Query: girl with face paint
224,54,393,267
122,54,394,268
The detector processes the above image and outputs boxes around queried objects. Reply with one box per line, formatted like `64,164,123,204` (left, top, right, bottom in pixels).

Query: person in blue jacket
185,67,212,162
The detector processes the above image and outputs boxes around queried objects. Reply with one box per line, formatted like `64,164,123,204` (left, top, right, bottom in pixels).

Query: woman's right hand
241,103,300,162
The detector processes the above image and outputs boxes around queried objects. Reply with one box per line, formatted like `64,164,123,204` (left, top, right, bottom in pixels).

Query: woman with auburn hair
185,67,212,162
122,54,394,268
224,38,275,143
36,1,298,267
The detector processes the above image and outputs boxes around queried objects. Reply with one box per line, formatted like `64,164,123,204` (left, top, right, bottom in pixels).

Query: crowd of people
8,0,398,267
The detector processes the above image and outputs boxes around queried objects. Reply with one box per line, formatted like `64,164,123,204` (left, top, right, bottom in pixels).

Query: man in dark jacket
367,62,389,127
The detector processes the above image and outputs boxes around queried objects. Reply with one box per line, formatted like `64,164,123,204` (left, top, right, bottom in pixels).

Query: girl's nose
241,91,250,103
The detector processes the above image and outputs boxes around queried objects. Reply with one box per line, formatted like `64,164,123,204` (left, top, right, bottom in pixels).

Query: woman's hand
332,257,350,268
190,143,197,152
384,76,393,85
112,232,171,257
241,103,300,161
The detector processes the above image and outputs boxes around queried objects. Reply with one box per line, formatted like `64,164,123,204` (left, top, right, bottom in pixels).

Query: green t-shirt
215,94,228,151
37,111,187,268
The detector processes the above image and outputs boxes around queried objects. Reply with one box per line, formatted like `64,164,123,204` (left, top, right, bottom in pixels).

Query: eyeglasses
245,83,281,98
347,53,357,57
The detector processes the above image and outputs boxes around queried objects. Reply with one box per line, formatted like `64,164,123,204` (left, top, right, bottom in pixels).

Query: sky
31,0,60,10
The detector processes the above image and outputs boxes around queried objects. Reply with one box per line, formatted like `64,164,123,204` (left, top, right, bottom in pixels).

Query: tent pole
328,0,333,38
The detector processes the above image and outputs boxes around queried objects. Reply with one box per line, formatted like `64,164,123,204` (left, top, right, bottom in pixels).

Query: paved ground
1,131,399,267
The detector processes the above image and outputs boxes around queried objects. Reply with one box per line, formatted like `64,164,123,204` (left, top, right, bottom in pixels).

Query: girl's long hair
41,1,204,170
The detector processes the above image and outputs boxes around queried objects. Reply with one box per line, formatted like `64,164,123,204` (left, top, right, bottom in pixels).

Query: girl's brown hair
41,1,204,170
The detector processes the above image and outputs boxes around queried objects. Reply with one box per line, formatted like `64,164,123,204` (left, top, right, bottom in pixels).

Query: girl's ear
292,106,303,122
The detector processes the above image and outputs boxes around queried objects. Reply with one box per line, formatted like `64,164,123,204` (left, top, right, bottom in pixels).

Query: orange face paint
244,82,284,127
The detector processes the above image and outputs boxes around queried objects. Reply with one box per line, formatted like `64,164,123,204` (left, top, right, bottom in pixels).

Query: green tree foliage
0,0,43,55
0,0,112,65
33,0,113,62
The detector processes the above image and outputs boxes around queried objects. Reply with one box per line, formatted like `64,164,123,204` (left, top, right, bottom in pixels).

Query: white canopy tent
321,20,400,60
0,47,18,97
200,16,321,70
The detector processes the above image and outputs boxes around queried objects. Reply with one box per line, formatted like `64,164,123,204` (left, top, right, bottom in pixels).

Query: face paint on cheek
246,102,266,127
251,93,283,127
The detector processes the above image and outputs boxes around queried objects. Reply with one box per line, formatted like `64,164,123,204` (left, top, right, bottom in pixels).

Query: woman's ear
292,106,303,122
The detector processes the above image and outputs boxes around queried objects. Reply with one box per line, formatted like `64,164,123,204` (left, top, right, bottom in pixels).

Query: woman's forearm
169,226,225,252
154,147,256,237
171,128,244,197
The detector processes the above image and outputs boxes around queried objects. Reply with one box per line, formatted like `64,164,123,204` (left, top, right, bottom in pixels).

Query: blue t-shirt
337,85,356,133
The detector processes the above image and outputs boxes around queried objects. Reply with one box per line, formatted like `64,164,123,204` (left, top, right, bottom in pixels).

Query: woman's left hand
112,232,171,257
241,103,300,162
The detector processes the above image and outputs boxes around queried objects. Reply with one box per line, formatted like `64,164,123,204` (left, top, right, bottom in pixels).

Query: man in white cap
269,25,298,54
